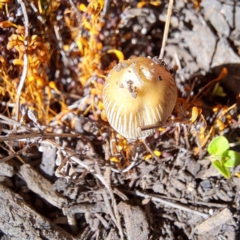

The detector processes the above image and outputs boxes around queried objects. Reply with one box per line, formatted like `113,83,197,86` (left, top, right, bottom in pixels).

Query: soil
0,0,240,239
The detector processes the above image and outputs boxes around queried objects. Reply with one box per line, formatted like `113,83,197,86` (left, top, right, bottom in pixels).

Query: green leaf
212,160,231,179
208,136,229,155
224,150,240,167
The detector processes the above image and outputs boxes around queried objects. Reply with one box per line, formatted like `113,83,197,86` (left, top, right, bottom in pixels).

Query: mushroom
103,56,177,140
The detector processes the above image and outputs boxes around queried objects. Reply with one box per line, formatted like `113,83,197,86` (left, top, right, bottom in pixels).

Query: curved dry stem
191,68,228,103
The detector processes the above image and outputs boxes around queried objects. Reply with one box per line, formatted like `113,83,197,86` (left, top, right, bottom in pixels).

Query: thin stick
0,113,39,134
3,142,26,164
0,142,37,163
142,138,160,161
159,0,174,59
139,121,176,132
102,0,110,16
136,190,209,218
139,122,164,131
15,0,29,121
0,132,96,142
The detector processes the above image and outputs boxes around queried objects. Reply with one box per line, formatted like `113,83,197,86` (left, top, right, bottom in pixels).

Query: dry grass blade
15,0,29,121
159,0,174,59
136,191,209,218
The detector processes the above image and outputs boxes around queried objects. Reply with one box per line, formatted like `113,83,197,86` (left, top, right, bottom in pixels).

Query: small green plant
207,136,240,179
211,83,227,97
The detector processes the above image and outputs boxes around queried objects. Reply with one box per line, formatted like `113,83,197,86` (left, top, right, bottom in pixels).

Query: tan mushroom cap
103,56,177,139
